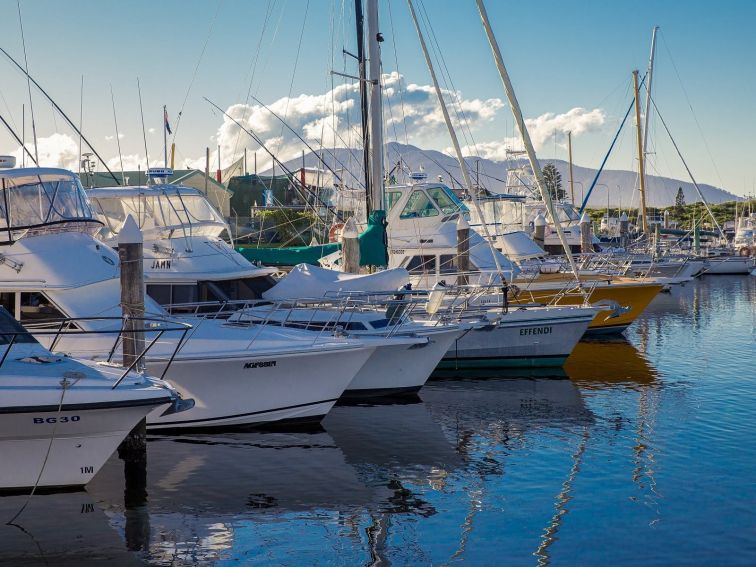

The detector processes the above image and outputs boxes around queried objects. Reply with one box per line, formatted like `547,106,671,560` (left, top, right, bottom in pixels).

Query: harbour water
1,276,754,566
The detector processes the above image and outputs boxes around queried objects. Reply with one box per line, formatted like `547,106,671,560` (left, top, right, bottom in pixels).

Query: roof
80,169,231,194
87,184,205,198
0,167,77,181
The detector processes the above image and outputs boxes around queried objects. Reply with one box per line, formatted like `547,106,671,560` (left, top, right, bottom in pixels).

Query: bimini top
87,184,227,240
0,167,101,244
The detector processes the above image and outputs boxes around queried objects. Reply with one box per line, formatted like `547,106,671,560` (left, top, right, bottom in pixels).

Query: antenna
17,0,38,164
110,84,125,185
0,110,36,165
137,78,150,183
78,75,83,175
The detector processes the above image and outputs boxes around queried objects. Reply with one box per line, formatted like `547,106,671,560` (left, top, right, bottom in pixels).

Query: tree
541,164,565,201
675,187,686,212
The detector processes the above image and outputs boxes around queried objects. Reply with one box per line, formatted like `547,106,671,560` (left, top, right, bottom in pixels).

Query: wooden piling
457,214,470,286
341,217,361,274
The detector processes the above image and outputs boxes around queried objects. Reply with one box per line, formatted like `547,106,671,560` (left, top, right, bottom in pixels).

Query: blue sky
0,0,754,197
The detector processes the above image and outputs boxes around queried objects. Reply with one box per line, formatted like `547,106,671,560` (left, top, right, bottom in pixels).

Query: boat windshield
427,185,468,215
0,172,99,243
0,307,38,345
91,190,227,239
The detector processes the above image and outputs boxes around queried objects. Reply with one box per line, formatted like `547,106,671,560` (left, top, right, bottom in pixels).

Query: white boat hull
342,327,463,398
0,403,163,490
440,308,596,369
703,256,754,275
145,345,373,430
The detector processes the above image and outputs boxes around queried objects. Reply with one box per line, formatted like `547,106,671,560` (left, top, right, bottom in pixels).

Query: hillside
263,142,740,208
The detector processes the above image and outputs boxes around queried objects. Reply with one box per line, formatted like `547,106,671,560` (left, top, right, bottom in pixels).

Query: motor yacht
0,308,179,490
0,167,374,429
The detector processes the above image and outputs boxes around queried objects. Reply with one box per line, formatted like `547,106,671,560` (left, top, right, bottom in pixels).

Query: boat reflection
88,429,375,565
564,338,659,388
0,490,140,566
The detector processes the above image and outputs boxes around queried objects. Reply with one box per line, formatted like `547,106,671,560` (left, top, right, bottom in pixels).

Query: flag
164,107,172,135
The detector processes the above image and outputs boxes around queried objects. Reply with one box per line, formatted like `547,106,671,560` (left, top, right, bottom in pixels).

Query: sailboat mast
475,0,582,281
355,0,371,205
642,26,659,157
568,130,575,203
366,0,384,212
406,0,503,276
633,69,649,234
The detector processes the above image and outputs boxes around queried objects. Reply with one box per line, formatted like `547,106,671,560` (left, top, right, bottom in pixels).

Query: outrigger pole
0,46,121,185
0,111,37,165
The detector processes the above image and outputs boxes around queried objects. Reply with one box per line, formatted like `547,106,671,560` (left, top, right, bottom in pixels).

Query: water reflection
89,429,376,565
565,338,658,388
2,277,751,565
0,491,140,565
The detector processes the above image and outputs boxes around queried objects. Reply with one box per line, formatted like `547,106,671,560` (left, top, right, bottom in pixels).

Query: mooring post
619,212,629,249
341,216,361,274
117,214,147,457
456,214,470,287
533,213,546,249
580,211,593,254
118,214,145,371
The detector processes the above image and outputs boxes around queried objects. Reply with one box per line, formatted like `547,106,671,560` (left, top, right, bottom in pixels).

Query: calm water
1,276,754,566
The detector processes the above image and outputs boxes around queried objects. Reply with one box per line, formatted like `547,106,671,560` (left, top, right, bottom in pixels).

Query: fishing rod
0,46,121,185
245,92,367,190
203,97,345,223
0,111,37,165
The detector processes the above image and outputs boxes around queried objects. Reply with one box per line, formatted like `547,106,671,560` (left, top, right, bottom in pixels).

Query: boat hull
510,280,663,333
0,402,164,490
145,346,373,430
343,328,463,398
703,256,754,275
440,310,594,369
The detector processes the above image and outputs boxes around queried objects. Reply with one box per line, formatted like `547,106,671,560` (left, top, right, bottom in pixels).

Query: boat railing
2,316,192,387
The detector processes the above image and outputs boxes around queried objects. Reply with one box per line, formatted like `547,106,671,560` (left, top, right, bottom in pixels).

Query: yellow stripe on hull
510,282,663,331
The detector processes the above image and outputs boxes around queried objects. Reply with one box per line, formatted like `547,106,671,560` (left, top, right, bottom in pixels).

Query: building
79,169,232,217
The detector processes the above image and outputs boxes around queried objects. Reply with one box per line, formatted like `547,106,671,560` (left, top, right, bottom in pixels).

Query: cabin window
18,292,68,326
400,191,439,219
405,255,436,274
146,284,198,306
439,254,458,274
428,187,459,215
385,191,402,211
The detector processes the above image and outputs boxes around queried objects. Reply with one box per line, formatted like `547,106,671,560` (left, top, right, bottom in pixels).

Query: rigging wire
275,0,311,156
110,84,126,184
172,0,222,144
660,32,726,190
137,77,151,175
16,0,38,164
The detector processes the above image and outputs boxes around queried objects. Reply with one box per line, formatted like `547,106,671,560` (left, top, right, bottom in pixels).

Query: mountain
261,142,740,208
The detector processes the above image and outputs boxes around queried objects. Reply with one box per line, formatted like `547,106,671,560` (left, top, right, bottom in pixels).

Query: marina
0,0,755,565
0,275,753,565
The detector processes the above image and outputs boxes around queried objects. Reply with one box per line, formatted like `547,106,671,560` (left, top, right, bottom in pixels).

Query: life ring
328,223,345,243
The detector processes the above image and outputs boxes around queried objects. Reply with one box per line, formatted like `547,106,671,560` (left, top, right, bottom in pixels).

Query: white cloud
453,107,606,160
9,133,80,170
104,133,125,141
148,128,156,134
185,72,505,173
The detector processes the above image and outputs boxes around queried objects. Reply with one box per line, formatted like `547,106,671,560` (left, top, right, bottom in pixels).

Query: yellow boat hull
510,279,664,333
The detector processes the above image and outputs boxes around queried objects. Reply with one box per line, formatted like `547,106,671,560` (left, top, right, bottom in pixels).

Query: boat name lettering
151,259,172,269
244,360,277,369
519,326,552,336
33,415,80,424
